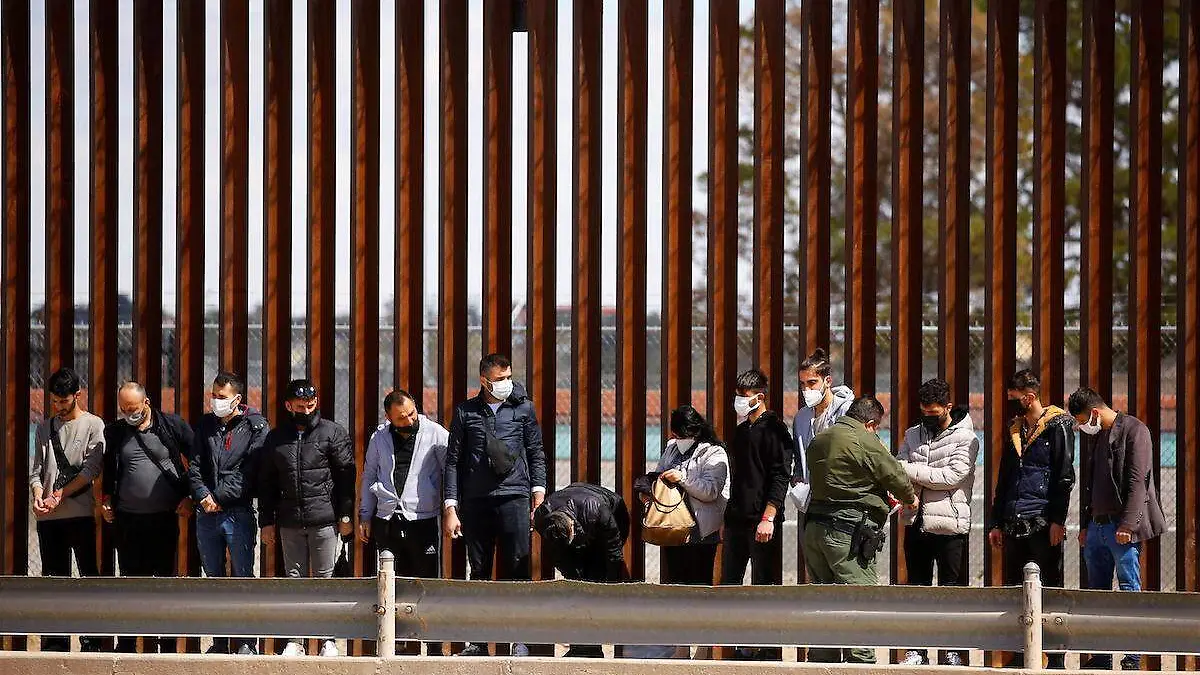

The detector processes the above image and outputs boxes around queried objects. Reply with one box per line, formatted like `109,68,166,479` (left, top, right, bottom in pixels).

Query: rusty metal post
1180,2,1200,670
1,7,32,646
1032,0,1067,408
754,0,785,419
45,0,74,379
90,0,120,580
708,0,738,475
984,1,1019,667
573,0,604,486
220,0,249,378
617,0,647,586
309,0,338,410
844,0,877,397
349,1,381,655
1130,7,1164,657
939,0,971,405
527,0,558,599
133,0,164,401
176,0,207,426
439,0,470,655
890,0,923,594
483,0,513,357
395,0,424,398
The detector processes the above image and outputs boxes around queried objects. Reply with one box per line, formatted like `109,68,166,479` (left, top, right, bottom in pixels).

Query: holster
850,512,887,565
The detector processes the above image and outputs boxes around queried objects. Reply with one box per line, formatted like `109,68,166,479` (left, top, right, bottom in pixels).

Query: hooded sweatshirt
792,385,855,483
725,411,792,525
898,407,979,536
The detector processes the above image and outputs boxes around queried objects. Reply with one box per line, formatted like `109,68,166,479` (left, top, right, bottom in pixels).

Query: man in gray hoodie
792,349,855,491
897,379,979,666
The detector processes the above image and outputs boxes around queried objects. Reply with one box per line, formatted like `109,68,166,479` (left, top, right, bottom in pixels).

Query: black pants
721,521,783,586
903,527,967,663
661,541,718,586
372,516,439,579
37,517,105,652
1003,528,1064,669
115,510,179,654
460,495,531,581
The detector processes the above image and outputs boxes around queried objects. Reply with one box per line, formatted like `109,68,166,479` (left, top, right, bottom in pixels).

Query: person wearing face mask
1068,387,1164,671
443,353,548,658
987,369,1074,669
188,371,269,655
804,396,917,664
721,369,791,661
29,368,107,652
895,379,979,667
258,379,355,657
792,349,856,492
102,381,195,654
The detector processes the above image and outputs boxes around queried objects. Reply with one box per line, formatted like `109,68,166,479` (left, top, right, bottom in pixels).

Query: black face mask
1008,398,1029,418
921,413,948,434
393,419,419,436
291,409,319,428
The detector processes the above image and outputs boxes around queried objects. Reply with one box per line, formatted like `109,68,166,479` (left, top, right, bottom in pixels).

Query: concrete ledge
0,652,1128,675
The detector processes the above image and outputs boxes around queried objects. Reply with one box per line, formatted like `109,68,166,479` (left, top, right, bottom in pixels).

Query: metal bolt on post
1023,562,1043,670
377,550,396,657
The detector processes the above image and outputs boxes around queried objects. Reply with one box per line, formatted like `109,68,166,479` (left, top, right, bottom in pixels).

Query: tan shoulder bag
642,477,696,547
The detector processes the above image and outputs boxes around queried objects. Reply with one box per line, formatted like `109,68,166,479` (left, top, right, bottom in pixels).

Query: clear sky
19,0,758,319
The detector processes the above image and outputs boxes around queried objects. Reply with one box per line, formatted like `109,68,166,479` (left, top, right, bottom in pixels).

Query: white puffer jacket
897,408,979,536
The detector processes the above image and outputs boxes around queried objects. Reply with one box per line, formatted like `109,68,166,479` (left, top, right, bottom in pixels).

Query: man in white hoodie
897,378,980,666
792,348,856,490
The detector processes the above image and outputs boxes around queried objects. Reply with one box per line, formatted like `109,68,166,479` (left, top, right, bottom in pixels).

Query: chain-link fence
27,322,1182,589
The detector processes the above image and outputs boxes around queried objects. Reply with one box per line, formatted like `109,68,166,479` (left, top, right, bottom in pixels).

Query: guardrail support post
377,549,396,657
1023,562,1043,669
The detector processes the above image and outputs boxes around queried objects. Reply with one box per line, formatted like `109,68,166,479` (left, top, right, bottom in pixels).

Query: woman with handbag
638,405,729,586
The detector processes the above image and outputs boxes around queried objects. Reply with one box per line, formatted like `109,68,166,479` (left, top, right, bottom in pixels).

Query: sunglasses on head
290,386,318,399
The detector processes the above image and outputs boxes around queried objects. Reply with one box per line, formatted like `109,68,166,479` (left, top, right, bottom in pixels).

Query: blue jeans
1083,521,1141,668
196,508,258,578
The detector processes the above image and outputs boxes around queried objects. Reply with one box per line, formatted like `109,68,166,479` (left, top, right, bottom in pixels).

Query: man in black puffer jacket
443,353,548,658
988,369,1074,669
188,371,270,655
258,379,355,657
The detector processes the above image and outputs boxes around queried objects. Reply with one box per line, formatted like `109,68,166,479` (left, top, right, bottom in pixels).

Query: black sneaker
456,643,488,657
1120,656,1141,670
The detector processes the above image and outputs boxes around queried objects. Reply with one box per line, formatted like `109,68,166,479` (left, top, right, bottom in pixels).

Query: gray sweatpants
279,525,340,579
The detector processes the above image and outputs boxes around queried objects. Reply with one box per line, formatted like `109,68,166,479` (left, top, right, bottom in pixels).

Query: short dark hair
542,511,574,546
47,368,81,397
285,378,317,401
917,379,951,406
846,396,886,426
213,371,245,397
1068,387,1107,416
798,348,832,378
479,353,512,376
735,368,768,394
1007,368,1041,393
384,389,415,411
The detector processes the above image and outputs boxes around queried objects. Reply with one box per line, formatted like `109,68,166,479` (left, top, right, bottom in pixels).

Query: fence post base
1023,562,1044,670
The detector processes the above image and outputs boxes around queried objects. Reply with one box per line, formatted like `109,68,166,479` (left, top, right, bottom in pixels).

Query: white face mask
487,378,515,401
211,395,239,418
733,395,760,418
1079,412,1103,436
802,385,826,409
674,438,696,453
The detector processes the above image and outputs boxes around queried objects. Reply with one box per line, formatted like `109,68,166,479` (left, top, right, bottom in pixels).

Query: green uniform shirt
806,416,915,524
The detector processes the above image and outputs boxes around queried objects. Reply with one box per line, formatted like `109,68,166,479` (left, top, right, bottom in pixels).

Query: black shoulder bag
49,420,90,498
482,414,519,477
130,425,186,491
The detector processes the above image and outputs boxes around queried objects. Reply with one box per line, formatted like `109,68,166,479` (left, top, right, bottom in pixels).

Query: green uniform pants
803,520,878,664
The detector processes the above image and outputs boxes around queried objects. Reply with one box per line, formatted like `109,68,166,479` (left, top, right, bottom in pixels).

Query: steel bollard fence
377,550,396,657
1023,563,1043,669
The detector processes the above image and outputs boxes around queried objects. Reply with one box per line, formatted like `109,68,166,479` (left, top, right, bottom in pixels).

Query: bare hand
357,521,371,544
443,508,462,539
1049,523,1066,547
660,469,683,484
338,520,354,538
32,494,50,516
261,524,276,546
1115,527,1133,546
531,491,545,514
200,495,221,513
1078,527,1087,547
755,520,775,543
175,497,194,518
101,501,115,523
988,527,1004,549
905,495,920,511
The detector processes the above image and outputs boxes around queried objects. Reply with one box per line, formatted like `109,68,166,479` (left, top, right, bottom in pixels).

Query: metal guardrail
1,558,1198,661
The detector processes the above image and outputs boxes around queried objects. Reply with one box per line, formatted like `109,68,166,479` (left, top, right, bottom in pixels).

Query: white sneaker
320,640,339,657
944,651,965,666
901,650,927,665
281,641,306,657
